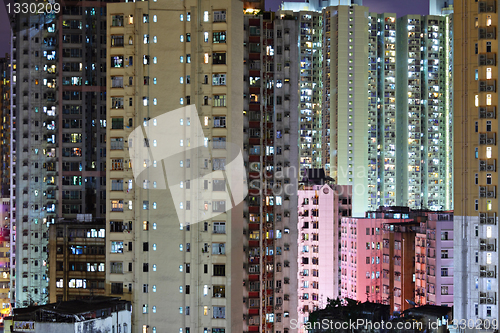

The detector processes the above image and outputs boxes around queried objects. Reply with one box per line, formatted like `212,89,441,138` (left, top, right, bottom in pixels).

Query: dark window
213,265,225,276
213,53,226,65
111,282,123,294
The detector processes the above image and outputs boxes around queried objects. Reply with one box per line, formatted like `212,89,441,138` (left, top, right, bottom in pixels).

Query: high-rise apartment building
295,12,323,171
281,1,453,215
0,57,12,313
396,14,454,211
281,2,371,217
0,55,10,198
106,2,244,332
296,184,351,327
242,12,301,333
10,1,108,307
454,0,499,328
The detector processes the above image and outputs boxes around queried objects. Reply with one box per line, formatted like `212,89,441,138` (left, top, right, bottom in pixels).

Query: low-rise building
4,297,130,333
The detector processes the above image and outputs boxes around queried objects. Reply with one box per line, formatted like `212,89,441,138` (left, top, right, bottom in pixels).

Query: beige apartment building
454,0,499,330
106,1,244,332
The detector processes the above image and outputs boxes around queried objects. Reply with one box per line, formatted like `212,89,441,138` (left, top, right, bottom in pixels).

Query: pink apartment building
296,184,351,327
340,207,454,314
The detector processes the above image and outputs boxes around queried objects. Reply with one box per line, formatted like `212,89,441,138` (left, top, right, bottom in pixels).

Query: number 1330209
7,2,61,14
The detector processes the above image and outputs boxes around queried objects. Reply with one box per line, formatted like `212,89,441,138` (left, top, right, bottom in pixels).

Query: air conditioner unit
480,298,487,304
487,244,495,251
480,133,487,140
480,265,487,271
480,186,487,192
480,54,487,61
487,138,495,144
487,297,495,304
487,59,495,65
487,164,496,171
487,5,495,11
487,33,495,39
488,217,496,224
481,244,487,250
487,85,496,92
480,292,488,298
487,271,496,277
480,106,487,113
481,271,488,277
480,212,488,218
480,164,487,171
480,81,487,86
486,112,495,118
480,140,487,145
487,191,496,198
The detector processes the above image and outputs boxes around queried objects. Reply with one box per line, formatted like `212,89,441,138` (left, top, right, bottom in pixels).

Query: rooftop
11,297,130,323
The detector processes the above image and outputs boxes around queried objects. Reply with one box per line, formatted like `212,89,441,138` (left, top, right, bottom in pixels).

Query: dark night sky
0,0,429,57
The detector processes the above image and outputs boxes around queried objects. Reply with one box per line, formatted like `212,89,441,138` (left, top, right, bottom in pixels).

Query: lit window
204,138,209,147
487,147,492,158
153,15,157,22
487,94,492,105
153,285,156,292
204,11,209,22
153,264,156,271
487,200,492,211
204,117,209,126
204,306,208,315
180,14,183,21
204,32,209,42
487,68,492,79
180,98,184,105
475,95,479,107
153,36,157,43
186,12,190,21
487,226,492,238
153,223,157,230
153,57,157,64
204,53,209,64
487,15,492,26
487,252,492,264
153,78,157,84
180,35,184,42
129,15,133,24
